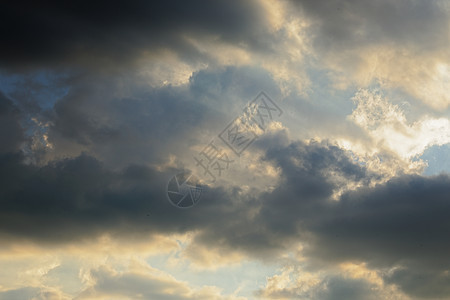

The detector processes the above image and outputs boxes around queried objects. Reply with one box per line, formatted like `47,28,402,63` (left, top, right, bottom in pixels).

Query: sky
1,0,450,299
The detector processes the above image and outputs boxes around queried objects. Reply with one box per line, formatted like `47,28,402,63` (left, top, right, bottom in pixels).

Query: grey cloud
305,174,450,269
291,0,449,51
182,136,375,259
249,133,450,297
3,1,450,298
303,174,450,298
384,268,450,299
0,150,260,245
77,266,189,300
0,287,62,300
314,276,380,300
0,92,24,154
0,153,188,242
0,131,363,248
0,66,283,244
1,121,450,298
48,76,209,166
255,273,381,300
0,0,270,70
203,133,450,297
45,66,281,167
75,265,242,300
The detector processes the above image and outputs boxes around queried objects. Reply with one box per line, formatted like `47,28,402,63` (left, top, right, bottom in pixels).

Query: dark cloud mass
0,92,24,154
1,0,450,298
292,0,449,51
43,65,280,167
0,0,268,70
1,122,450,296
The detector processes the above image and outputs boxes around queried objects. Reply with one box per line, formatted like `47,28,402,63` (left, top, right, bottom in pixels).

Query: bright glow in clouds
348,89,450,163
0,235,253,299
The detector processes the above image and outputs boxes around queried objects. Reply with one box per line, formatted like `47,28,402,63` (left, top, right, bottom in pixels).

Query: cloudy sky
1,0,450,299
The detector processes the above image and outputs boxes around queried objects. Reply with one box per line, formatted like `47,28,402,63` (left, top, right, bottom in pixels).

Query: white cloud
349,89,450,158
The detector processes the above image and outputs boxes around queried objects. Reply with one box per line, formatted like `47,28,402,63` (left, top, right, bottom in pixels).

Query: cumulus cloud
2,117,450,297
0,92,24,154
349,89,450,159
75,263,246,300
0,287,69,300
256,272,391,300
1,0,450,299
0,258,246,300
0,0,270,70
290,0,450,109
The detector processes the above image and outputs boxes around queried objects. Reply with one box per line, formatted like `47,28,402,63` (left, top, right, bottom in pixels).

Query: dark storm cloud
0,92,24,154
189,132,450,297
303,173,450,298
48,75,209,165
189,133,375,257
0,131,370,257
1,118,450,297
290,0,449,51
305,174,450,269
0,152,208,242
384,268,450,299
244,133,450,297
0,0,269,70
45,66,280,167
0,130,363,247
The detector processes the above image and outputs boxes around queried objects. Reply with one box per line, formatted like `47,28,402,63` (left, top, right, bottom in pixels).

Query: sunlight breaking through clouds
1,0,450,299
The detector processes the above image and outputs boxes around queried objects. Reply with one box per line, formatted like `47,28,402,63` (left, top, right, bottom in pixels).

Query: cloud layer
1,0,450,299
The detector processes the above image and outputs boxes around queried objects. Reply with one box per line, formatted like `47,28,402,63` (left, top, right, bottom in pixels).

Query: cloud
0,287,69,300
75,263,246,300
0,152,197,243
248,132,450,297
0,126,369,248
2,120,450,297
0,0,311,100
0,92,24,154
290,0,450,109
292,0,448,50
347,89,450,163
302,174,450,298
23,66,280,168
1,1,450,298
0,0,272,71
0,257,246,300
384,268,450,299
257,275,382,300
254,262,408,300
